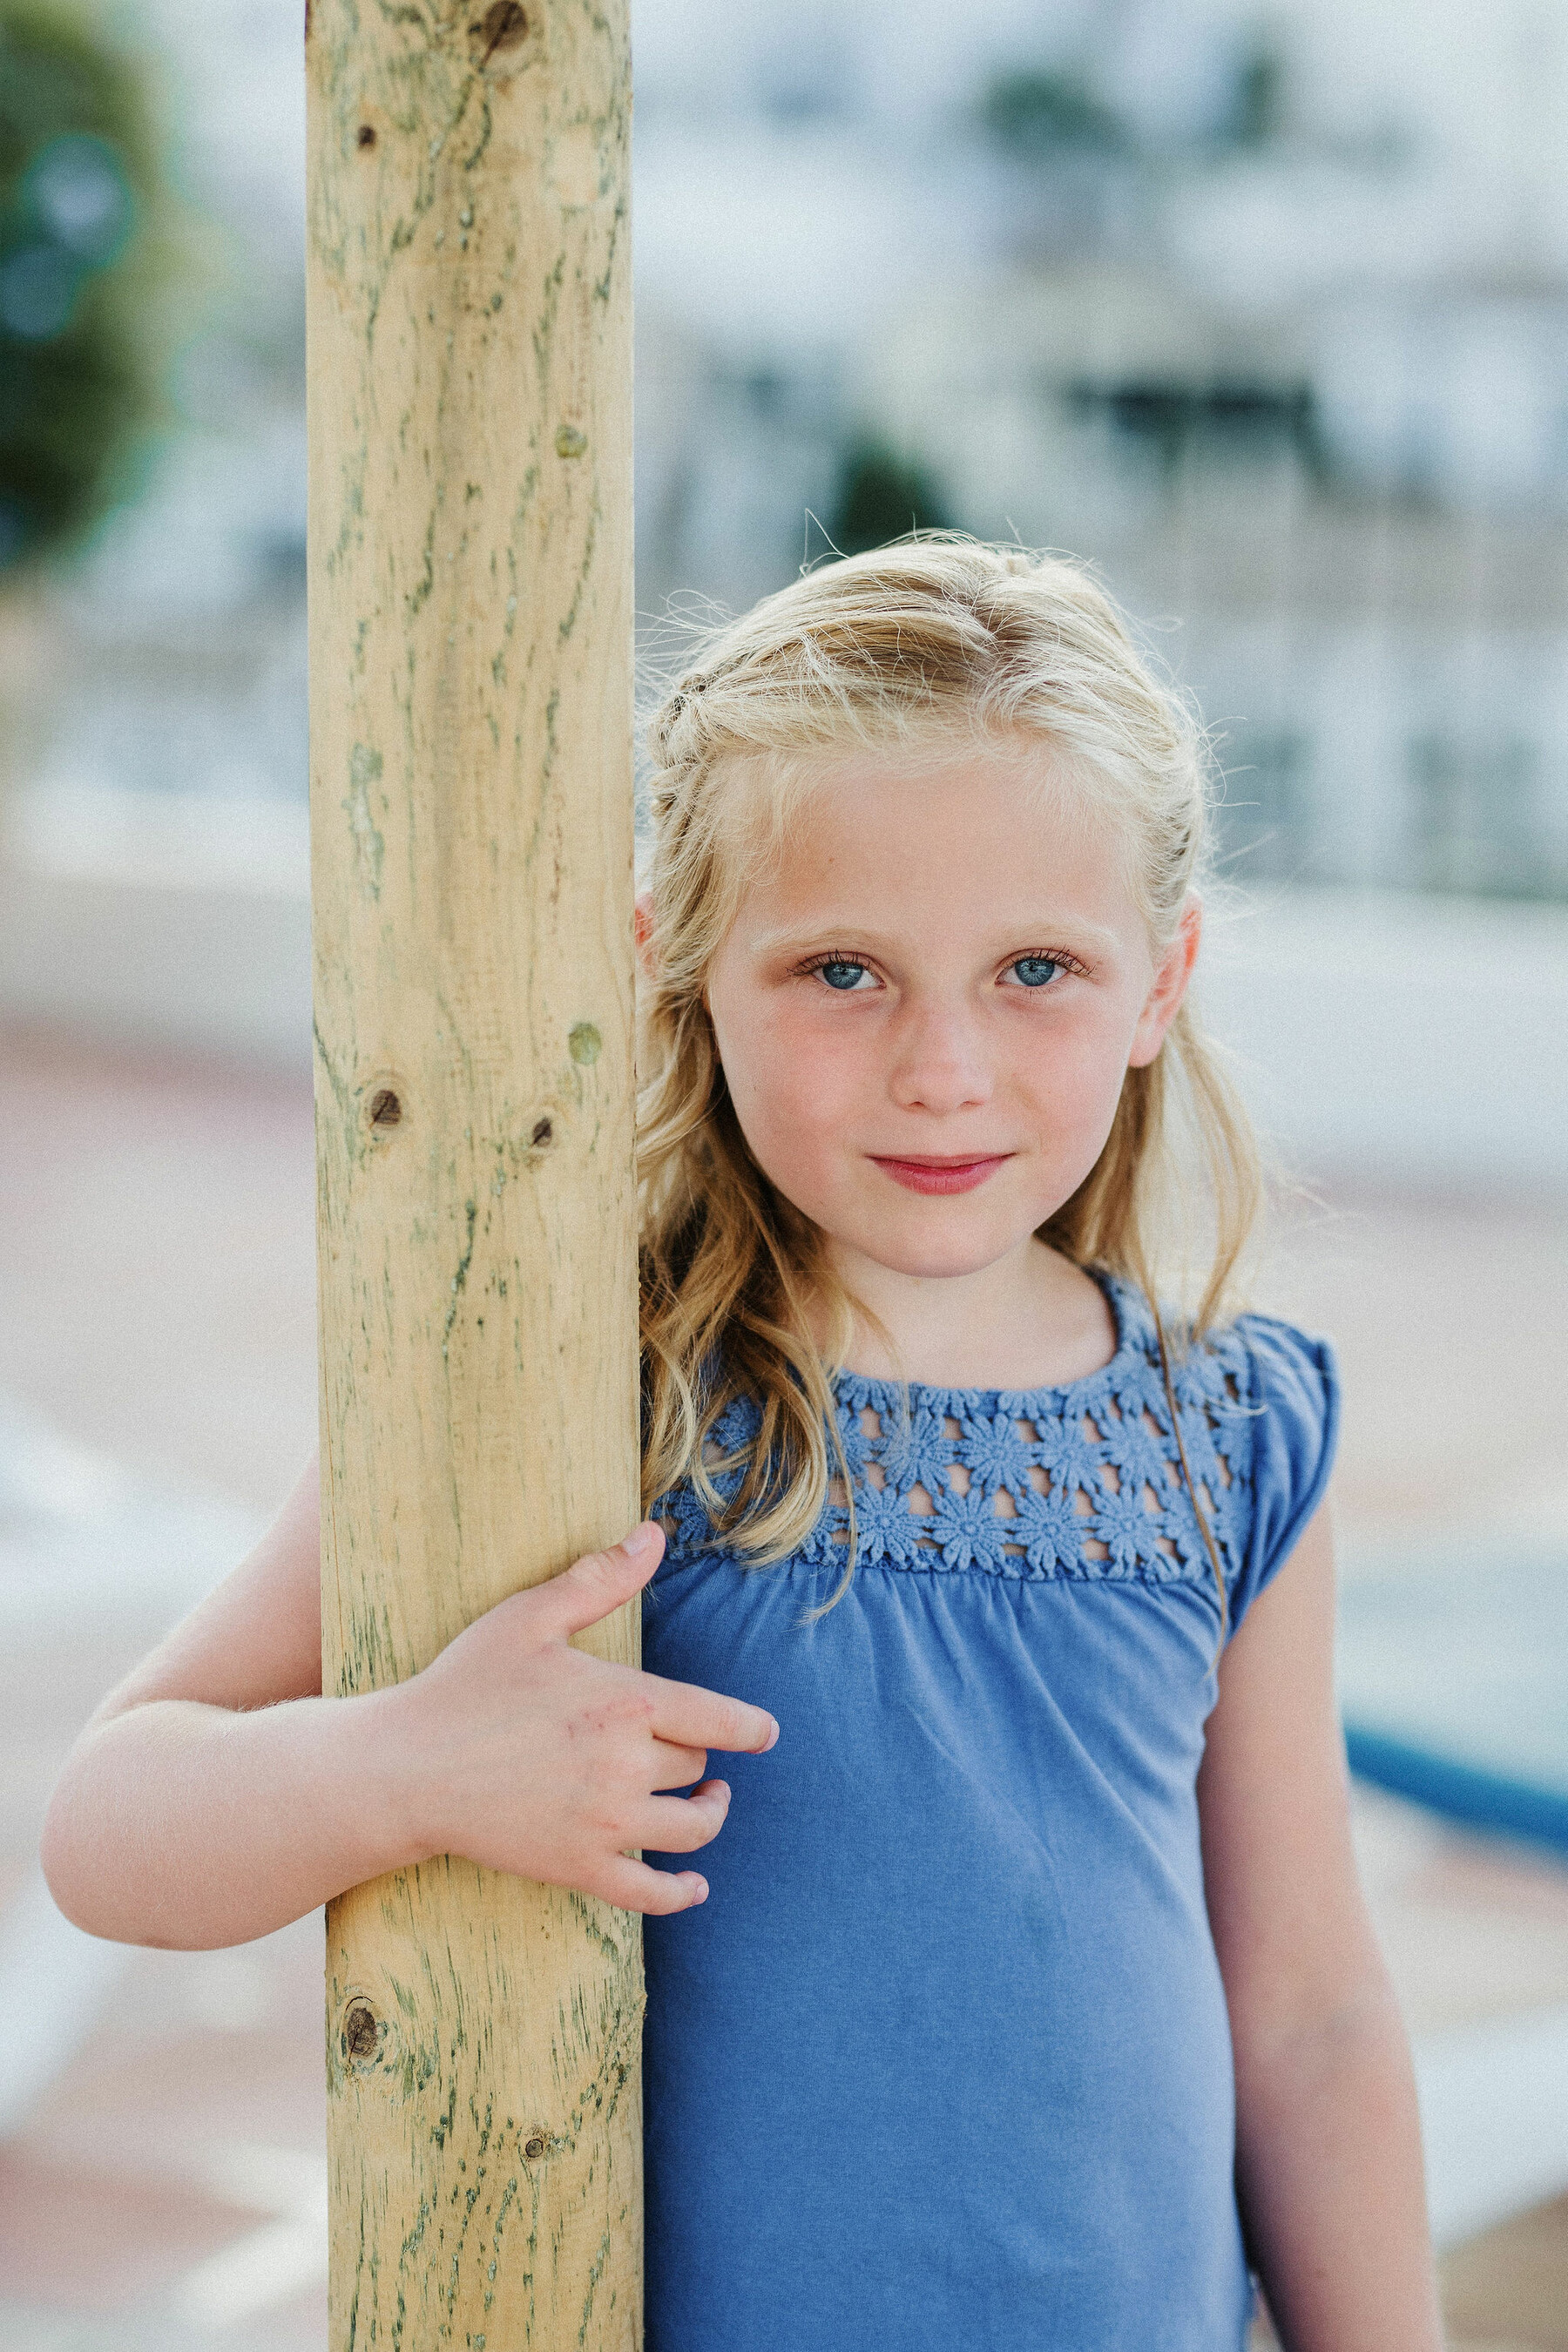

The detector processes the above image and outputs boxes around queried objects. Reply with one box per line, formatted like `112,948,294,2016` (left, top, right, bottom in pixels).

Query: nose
886,995,994,1117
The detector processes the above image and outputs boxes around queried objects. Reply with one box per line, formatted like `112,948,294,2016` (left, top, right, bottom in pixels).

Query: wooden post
305,3,639,2345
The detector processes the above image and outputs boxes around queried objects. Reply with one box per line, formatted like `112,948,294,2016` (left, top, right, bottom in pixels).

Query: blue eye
818,959,868,990
1010,956,1061,988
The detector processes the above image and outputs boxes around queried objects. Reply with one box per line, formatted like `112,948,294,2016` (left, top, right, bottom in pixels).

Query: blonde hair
638,537,1263,1586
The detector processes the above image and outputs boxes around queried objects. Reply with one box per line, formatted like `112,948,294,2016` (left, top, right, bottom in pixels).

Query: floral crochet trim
657,1279,1257,1592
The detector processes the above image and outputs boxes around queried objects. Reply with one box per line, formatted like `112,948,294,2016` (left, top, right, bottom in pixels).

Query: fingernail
762,1715,780,1752
687,1876,708,1904
622,1523,659,1560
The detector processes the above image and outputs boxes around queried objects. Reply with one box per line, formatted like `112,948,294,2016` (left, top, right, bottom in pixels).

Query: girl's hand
383,1520,779,1915
42,1469,778,1950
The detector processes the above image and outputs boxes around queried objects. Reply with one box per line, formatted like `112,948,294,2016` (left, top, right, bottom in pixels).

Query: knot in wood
368,1087,402,1129
523,2132,549,2161
343,2001,381,2063
469,0,527,64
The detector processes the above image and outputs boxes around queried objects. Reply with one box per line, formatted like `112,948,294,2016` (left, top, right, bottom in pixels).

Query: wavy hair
638,537,1263,1594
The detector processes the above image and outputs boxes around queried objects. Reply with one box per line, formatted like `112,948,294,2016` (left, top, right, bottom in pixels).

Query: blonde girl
44,540,1442,2351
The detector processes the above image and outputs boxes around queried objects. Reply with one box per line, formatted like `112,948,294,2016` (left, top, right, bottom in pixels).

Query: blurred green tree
1228,41,1286,148
0,0,170,570
979,69,1126,159
829,440,952,557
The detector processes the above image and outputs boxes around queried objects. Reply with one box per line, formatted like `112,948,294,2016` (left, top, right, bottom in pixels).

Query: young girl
44,541,1442,2351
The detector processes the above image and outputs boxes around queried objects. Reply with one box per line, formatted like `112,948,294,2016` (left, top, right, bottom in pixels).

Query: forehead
723,736,1142,935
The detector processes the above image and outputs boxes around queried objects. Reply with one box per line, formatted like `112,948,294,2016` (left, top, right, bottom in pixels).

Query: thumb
529,1522,666,1642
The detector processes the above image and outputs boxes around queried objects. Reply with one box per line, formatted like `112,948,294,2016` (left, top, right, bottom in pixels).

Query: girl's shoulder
656,1276,1338,1637
1147,1285,1340,1632
1140,1281,1339,1482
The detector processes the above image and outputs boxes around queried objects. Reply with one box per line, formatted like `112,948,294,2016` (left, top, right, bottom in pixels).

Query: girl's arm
1198,1504,1444,2352
41,1457,777,1950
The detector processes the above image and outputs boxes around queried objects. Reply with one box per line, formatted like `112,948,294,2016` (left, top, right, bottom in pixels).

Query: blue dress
642,1273,1338,2350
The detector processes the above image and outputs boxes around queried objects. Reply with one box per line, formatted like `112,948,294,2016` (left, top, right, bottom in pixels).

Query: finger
645,1674,779,1756
647,1740,708,1791
525,1524,666,1643
593,1855,709,1916
632,1781,731,1855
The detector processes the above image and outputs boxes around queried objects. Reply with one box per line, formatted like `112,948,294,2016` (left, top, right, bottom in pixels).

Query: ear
633,889,657,981
1127,898,1201,1070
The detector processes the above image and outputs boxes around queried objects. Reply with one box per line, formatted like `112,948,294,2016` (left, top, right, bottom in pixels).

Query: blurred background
1,0,1565,2344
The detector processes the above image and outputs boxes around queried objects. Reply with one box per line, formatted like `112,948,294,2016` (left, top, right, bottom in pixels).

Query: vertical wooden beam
305,3,639,2344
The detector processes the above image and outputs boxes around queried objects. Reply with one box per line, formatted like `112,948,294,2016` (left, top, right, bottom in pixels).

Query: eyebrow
744,914,1125,960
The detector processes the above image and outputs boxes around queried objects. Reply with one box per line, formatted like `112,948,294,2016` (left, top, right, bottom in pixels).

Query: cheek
716,1002,863,1196
1017,1000,1142,1150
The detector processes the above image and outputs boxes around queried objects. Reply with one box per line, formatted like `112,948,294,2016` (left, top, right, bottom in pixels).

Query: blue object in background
1338,1537,1568,1860
1345,1723,1568,1861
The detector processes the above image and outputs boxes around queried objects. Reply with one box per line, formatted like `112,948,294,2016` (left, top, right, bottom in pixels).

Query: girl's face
701,740,1198,1288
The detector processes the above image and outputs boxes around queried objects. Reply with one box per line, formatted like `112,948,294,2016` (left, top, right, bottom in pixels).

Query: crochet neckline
656,1273,1255,1590
831,1268,1153,1416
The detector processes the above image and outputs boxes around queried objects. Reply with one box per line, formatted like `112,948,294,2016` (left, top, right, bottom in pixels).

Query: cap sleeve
1227,1315,1340,1637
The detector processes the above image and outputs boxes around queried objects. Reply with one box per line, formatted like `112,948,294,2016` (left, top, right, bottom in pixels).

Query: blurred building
633,0,1568,902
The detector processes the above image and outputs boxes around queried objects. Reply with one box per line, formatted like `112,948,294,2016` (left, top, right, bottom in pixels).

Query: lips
868,1154,1011,1196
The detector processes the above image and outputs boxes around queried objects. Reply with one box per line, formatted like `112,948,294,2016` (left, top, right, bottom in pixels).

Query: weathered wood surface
305,1,639,2342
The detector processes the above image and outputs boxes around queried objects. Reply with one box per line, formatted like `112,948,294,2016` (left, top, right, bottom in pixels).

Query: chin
894,1248,1010,1281
850,1220,1024,1283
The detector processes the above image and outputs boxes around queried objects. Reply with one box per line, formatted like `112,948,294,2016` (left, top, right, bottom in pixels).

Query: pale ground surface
1,1022,1565,2347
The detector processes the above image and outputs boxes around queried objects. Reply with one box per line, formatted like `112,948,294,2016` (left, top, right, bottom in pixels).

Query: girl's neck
825,1235,1118,1392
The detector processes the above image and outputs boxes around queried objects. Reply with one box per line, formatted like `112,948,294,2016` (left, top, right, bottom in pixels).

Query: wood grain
306,1,639,2342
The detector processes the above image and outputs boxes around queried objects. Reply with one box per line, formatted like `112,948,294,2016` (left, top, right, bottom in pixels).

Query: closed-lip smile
868,1152,1012,1196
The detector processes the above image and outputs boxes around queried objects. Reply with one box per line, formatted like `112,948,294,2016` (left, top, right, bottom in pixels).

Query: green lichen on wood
345,743,386,898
